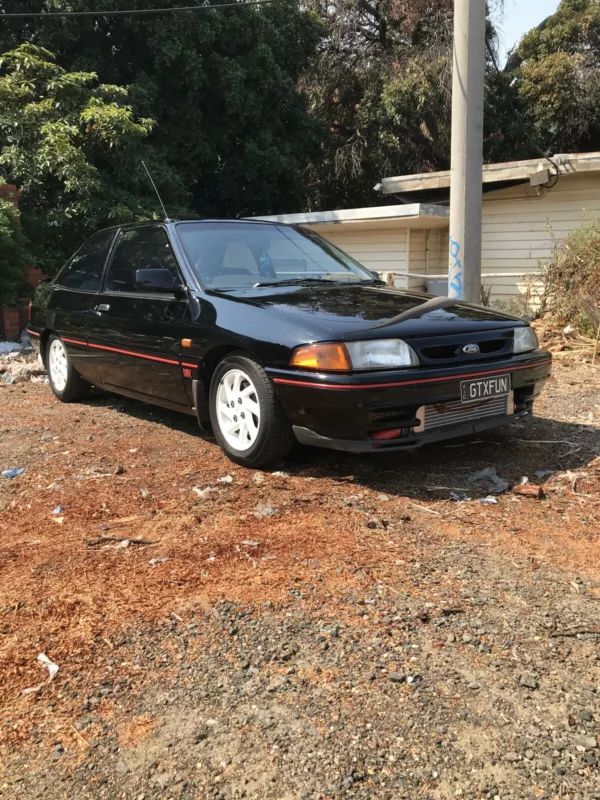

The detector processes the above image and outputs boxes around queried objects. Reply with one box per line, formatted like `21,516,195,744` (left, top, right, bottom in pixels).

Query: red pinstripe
272,359,552,391
62,336,87,346
27,329,40,337
60,337,197,370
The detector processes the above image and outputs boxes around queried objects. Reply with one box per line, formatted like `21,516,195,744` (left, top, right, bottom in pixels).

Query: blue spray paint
448,236,463,299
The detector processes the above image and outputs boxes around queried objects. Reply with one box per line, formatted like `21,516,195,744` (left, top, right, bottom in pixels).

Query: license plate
460,373,511,403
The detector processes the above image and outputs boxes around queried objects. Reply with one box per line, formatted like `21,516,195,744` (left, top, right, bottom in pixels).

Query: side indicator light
181,339,192,348
182,368,192,378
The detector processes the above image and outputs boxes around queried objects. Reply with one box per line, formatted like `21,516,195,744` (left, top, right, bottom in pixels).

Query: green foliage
0,195,29,307
498,0,600,158
0,0,323,234
543,221,600,334
0,43,166,272
301,0,455,208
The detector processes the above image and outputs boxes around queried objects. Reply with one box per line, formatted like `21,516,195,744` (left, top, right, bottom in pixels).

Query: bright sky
493,0,561,64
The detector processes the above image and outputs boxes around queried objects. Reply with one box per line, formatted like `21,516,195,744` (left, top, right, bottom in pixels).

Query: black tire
46,333,91,403
209,354,294,468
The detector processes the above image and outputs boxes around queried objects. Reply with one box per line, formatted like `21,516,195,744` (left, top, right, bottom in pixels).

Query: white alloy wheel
48,338,69,392
215,368,261,451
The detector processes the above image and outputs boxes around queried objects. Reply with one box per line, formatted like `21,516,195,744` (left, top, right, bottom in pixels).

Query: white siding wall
481,173,600,303
306,173,600,304
308,225,407,286
407,229,428,289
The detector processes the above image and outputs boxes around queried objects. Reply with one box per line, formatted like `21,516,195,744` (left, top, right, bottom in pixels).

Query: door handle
93,303,110,314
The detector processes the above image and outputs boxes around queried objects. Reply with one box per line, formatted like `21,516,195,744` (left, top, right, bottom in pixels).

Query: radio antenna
141,160,171,222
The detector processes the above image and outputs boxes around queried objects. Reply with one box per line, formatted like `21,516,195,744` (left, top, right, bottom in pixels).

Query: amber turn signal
289,343,351,371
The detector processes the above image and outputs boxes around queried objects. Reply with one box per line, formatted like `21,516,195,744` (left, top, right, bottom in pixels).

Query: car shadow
79,389,204,438
79,390,599,503
287,415,600,502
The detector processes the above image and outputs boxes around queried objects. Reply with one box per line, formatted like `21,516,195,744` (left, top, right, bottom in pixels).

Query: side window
55,230,116,291
104,227,180,293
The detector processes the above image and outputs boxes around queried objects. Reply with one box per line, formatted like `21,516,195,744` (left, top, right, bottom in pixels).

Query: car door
46,229,118,384
86,225,190,407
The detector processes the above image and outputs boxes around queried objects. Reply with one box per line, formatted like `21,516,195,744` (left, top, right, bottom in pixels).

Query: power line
0,1,273,18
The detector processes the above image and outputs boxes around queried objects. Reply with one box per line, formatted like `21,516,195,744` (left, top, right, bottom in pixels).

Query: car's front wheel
209,355,294,467
46,334,91,402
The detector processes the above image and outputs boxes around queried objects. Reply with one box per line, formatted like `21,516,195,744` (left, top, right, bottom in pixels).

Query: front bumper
267,350,552,453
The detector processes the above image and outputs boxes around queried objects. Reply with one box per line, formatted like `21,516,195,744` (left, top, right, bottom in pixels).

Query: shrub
542,221,600,335
0,196,29,308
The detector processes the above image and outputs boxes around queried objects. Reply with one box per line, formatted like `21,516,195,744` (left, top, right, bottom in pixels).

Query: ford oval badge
462,344,480,354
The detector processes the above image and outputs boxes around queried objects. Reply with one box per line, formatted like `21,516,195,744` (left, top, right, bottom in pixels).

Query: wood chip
512,483,545,499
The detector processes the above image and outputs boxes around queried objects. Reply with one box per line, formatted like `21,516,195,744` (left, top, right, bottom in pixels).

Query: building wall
479,172,600,304
395,173,600,304
309,225,408,285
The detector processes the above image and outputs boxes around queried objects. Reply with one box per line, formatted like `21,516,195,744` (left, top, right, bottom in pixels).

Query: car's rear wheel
46,334,91,402
209,354,294,467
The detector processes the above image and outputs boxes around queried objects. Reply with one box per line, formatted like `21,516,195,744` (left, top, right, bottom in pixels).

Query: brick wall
0,184,29,341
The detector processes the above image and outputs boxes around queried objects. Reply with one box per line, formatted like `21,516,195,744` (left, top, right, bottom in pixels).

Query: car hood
217,283,524,339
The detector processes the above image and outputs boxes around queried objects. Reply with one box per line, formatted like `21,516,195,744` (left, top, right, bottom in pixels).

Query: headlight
513,327,539,354
289,339,419,371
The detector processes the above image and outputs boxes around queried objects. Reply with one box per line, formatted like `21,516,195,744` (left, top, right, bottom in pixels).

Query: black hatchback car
28,220,552,467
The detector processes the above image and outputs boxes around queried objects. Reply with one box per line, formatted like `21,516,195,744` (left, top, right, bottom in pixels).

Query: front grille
412,329,514,365
421,394,510,431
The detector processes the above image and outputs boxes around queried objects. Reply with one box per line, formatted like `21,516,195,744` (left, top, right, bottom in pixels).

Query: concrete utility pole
448,0,486,303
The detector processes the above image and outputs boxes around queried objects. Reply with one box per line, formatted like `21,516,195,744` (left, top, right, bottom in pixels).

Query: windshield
175,221,375,289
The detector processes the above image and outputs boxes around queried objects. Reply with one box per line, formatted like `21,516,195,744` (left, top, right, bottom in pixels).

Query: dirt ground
0,355,599,799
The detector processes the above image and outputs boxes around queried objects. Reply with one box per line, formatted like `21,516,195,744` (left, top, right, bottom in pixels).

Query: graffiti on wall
448,236,463,298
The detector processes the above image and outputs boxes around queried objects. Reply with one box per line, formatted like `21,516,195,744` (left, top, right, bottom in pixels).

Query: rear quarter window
55,230,116,291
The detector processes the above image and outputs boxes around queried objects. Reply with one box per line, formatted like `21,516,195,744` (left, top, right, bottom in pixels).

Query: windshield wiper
253,277,338,288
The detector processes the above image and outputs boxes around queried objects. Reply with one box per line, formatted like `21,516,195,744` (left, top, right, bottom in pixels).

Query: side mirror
135,268,177,292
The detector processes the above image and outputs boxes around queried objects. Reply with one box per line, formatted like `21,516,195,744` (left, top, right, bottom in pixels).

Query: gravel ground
0,356,599,799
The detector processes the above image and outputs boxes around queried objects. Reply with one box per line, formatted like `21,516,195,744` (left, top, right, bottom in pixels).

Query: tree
0,43,163,272
490,0,600,161
0,0,324,222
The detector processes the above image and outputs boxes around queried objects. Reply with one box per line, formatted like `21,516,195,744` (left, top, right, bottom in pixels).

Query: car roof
95,218,290,235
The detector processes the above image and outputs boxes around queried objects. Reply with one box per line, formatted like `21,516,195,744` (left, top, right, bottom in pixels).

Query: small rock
217,475,233,484
148,557,168,567
467,682,480,690
193,725,210,743
574,735,597,751
504,752,520,762
577,709,593,722
114,465,126,475
254,504,275,518
116,759,129,775
367,518,386,530
388,672,405,684
520,672,538,690
377,493,390,502
52,744,64,761
153,772,173,788
267,677,286,693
